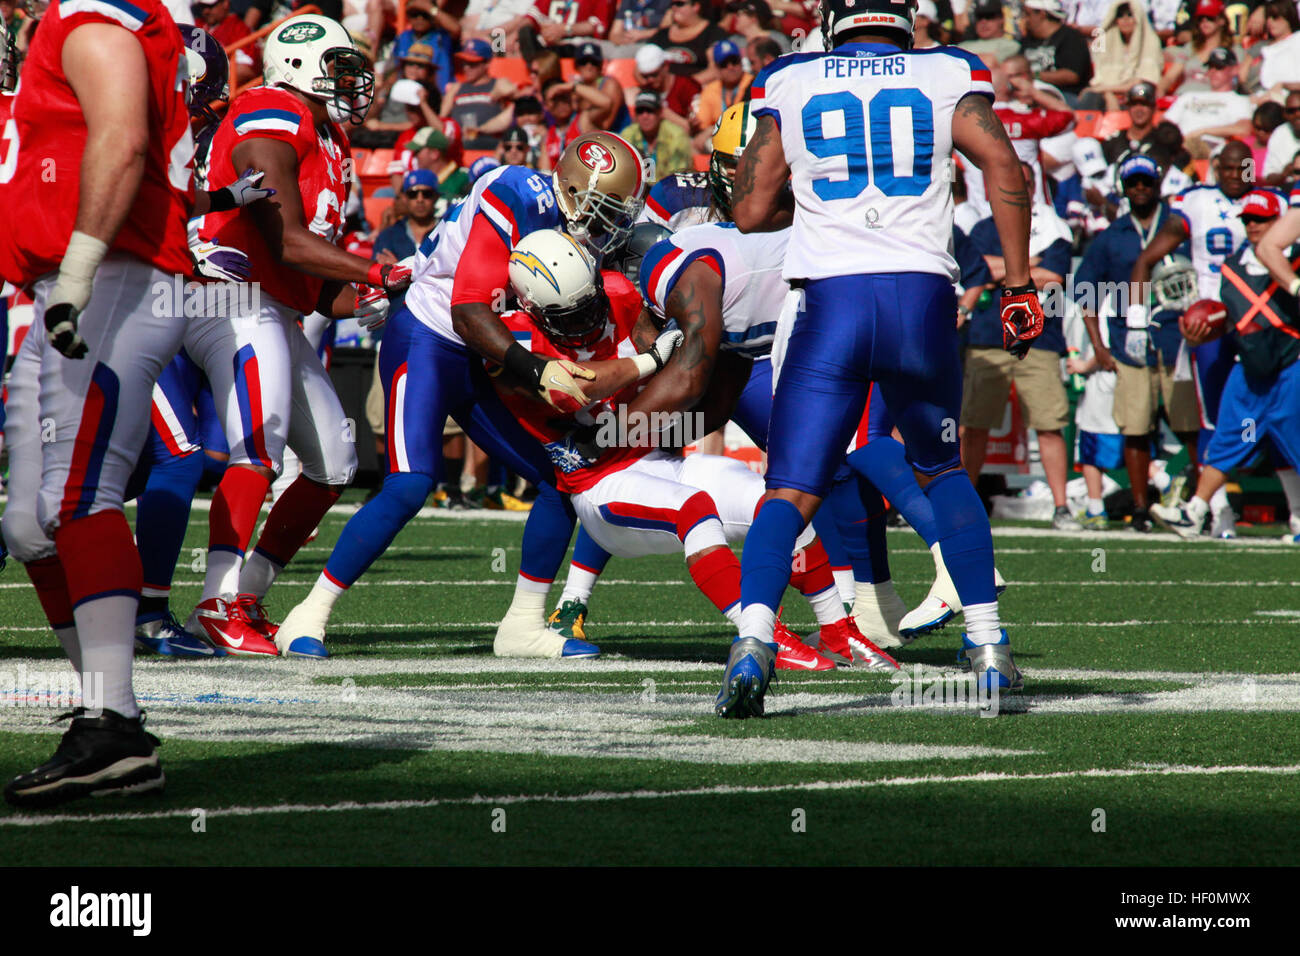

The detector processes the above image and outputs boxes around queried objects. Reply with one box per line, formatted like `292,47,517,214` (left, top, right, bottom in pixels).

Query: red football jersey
200,86,351,314
0,0,195,286
492,270,651,494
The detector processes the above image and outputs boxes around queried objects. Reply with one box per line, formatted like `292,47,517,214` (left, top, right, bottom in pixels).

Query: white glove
354,285,389,330
1125,302,1149,329
632,329,685,379
1124,329,1149,363
190,238,253,282
208,168,277,212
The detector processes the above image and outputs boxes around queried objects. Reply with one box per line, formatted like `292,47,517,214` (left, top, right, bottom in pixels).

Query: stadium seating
488,56,532,87
364,195,394,232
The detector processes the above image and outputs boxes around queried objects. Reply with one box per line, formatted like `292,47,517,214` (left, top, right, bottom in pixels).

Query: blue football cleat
135,612,226,658
715,637,777,719
560,637,600,658
283,635,330,658
961,629,1023,692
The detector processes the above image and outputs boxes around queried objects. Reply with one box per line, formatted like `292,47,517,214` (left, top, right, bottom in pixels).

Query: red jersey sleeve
450,212,513,307
224,89,313,165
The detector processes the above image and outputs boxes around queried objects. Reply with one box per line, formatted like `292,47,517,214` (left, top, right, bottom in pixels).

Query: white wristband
632,351,659,379
51,230,109,312
1289,277,1300,297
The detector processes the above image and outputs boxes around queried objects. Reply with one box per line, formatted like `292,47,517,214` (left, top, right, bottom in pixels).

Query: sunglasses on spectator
635,105,659,114
407,9,430,17
1242,215,1275,224
576,56,601,66
718,56,741,67
977,10,1002,18
503,143,528,152
406,188,436,199
1287,106,1300,115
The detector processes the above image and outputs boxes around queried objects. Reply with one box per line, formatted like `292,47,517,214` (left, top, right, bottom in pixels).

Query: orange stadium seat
489,56,532,87
1092,110,1132,140
360,148,395,178
462,148,495,166
604,58,639,89
560,58,577,81
1193,158,1211,181
364,195,394,230
1072,110,1102,139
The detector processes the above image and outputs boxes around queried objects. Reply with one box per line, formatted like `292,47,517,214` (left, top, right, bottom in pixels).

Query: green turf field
2,497,1298,865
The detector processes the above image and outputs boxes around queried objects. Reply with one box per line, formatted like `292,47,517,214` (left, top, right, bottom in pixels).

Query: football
1181,298,1229,336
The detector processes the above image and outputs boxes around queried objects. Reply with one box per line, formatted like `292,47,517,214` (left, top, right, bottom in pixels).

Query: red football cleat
235,593,279,641
773,616,838,671
820,617,899,671
186,597,279,657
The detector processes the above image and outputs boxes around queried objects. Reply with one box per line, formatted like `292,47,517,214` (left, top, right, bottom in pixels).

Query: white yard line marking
3,762,1297,829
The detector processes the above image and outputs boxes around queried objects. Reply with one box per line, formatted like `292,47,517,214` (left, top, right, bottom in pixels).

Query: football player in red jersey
181,14,411,657
0,0,198,808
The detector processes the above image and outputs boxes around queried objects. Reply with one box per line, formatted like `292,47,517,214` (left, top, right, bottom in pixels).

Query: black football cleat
4,708,164,810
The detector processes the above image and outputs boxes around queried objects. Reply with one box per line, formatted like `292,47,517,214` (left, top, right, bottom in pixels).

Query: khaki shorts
365,356,386,437
961,347,1070,431
1113,358,1200,436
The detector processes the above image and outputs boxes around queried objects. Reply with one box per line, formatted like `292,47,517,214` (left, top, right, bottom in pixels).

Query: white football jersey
750,42,994,282
639,223,790,358
1169,185,1249,301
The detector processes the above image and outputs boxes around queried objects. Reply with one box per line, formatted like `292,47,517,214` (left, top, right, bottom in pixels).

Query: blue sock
324,472,434,587
487,459,510,490
136,450,205,615
571,525,612,574
740,497,805,614
848,438,939,547
828,473,890,583
924,469,996,607
810,496,849,569
519,482,575,581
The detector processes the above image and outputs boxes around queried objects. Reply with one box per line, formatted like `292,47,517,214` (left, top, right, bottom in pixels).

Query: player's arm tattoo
630,307,665,351
666,279,716,376
954,95,1029,211
732,114,793,231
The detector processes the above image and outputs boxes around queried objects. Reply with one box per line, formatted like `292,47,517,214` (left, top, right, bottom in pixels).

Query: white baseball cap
635,45,667,74
917,0,938,18
390,78,425,108
1024,0,1066,17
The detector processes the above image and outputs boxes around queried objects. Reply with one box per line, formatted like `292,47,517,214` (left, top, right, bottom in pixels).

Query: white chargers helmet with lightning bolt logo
263,13,374,125
508,229,610,349
552,130,648,257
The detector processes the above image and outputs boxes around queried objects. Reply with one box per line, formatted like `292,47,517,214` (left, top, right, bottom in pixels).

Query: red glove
1000,281,1044,360
367,261,413,292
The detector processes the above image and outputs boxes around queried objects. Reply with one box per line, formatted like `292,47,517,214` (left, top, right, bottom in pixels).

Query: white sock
560,563,600,606
806,584,845,627
722,601,742,627
1086,497,1104,515
1187,496,1210,522
963,601,1002,644
73,595,138,718
737,603,776,644
238,549,283,599
1210,485,1230,515
505,574,549,618
832,568,855,606
203,549,243,603
55,626,82,674
1277,469,1300,517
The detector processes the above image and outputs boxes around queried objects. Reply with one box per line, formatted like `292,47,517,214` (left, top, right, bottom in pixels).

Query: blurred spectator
368,45,442,134
442,38,517,150
1076,154,1197,528
621,90,692,182
469,155,502,183
463,0,537,45
1149,122,1197,190
1159,0,1243,97
610,0,673,46
232,0,268,31
727,0,792,53
1101,81,1161,163
691,39,751,148
1163,47,1252,157
960,0,1019,63
745,35,782,73
636,44,700,134
769,0,817,38
962,162,1078,529
497,125,536,165
192,0,258,86
913,0,942,48
1147,0,1181,40
411,125,471,198
571,40,629,132
1248,100,1284,178
1265,91,1300,183
1067,0,1111,32
648,0,730,81
518,0,615,58
1080,0,1163,111
509,94,549,161
540,78,585,168
1020,0,1094,105
1245,1,1300,101
393,0,463,93
375,169,442,263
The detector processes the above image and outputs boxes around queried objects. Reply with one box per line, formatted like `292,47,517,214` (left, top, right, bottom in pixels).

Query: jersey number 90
801,89,933,200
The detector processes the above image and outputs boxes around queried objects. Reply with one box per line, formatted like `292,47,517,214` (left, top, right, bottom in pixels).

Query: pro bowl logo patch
577,141,615,173
278,21,327,43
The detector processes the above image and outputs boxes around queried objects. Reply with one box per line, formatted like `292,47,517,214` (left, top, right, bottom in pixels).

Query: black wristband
504,341,544,387
1001,280,1037,297
206,187,237,214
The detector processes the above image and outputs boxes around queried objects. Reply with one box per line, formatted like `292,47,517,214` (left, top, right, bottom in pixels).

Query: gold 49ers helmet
552,131,647,256
709,101,757,222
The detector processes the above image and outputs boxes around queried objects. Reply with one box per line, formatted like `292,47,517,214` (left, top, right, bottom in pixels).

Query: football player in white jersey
720,0,1040,717
1129,141,1254,537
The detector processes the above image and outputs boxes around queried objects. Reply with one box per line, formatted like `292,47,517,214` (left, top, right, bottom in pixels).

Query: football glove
1000,281,1044,360
207,168,276,212
354,284,389,330
367,261,413,293
191,238,253,282
504,342,595,415
45,231,108,360
632,328,684,379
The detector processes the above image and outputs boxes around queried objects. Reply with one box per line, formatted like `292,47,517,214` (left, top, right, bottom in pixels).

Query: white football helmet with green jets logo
263,13,374,126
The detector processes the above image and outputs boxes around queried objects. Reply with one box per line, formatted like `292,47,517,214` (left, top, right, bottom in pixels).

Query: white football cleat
275,600,330,658
899,542,1007,639
1209,507,1237,539
850,580,908,649
494,612,599,659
